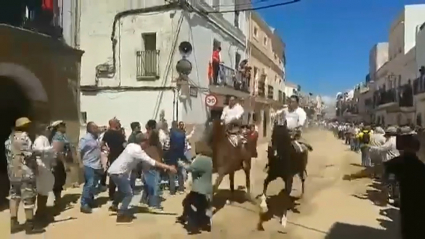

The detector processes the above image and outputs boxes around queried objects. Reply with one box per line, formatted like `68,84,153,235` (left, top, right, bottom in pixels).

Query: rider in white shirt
274,95,308,152
275,95,307,130
220,96,244,131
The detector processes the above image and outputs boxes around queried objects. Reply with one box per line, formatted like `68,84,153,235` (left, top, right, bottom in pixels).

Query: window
253,27,258,38
235,52,241,69
142,33,156,50
213,0,220,11
234,10,240,28
267,85,274,99
81,112,87,124
263,37,268,46
417,113,422,126
137,33,159,78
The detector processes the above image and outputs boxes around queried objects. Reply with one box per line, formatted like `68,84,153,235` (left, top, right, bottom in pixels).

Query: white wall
404,4,425,54
79,0,247,127
417,25,425,69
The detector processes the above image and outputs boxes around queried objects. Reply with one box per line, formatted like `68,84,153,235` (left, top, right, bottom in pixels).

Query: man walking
108,133,176,223
79,122,103,213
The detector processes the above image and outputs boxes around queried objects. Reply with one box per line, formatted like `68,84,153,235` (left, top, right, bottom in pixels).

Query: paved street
0,129,399,238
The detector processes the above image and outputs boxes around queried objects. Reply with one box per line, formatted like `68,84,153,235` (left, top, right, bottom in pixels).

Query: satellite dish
179,41,192,57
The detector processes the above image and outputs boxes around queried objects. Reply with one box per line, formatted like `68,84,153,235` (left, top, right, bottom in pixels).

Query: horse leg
259,175,272,213
213,173,225,194
285,176,294,197
242,162,251,200
298,171,306,198
229,172,235,202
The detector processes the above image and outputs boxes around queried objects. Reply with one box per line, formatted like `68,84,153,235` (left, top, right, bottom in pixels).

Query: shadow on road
324,217,399,239
212,189,250,214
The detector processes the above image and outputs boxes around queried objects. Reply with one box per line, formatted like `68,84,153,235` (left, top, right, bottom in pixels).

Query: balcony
413,75,425,100
136,50,160,80
0,2,63,39
210,64,250,94
373,84,414,112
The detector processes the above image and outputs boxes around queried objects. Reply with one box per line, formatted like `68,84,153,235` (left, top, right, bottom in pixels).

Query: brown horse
204,119,254,200
257,120,312,230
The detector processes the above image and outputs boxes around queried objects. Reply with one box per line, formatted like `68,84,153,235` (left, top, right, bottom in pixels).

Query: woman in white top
32,124,55,219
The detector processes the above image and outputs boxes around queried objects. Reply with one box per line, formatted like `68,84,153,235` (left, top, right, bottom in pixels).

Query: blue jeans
141,169,160,208
361,146,371,167
81,166,102,207
110,174,133,215
169,166,185,194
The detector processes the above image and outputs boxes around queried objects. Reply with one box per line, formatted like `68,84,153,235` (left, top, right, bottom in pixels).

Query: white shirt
158,129,168,148
33,135,55,169
107,143,156,176
276,107,307,130
220,103,244,124
370,136,399,162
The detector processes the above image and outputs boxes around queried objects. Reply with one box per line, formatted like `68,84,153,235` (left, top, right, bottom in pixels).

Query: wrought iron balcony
136,50,160,79
373,84,414,108
210,64,250,93
413,76,425,95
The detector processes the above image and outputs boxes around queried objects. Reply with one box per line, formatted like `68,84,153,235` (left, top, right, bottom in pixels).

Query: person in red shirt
211,47,221,85
248,124,259,158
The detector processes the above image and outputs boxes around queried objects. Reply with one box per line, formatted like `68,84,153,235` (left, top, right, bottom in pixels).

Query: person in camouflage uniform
6,117,45,234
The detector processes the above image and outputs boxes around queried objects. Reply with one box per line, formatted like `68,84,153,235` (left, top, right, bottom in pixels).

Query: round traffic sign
205,94,218,107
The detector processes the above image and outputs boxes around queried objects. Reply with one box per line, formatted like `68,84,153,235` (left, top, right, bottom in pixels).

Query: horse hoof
257,223,265,231
280,216,287,228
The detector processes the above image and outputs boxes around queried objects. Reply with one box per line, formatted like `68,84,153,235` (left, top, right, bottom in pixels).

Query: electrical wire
214,0,275,8
206,0,300,13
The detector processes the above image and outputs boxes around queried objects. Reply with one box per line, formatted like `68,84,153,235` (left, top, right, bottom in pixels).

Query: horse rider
220,96,244,141
274,95,308,152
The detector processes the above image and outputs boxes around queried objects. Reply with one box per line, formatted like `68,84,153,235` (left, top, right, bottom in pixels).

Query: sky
256,0,424,105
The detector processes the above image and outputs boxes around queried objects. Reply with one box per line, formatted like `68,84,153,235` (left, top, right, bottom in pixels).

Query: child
176,141,213,234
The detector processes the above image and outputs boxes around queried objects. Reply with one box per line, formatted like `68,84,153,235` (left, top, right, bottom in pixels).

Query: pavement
0,129,400,238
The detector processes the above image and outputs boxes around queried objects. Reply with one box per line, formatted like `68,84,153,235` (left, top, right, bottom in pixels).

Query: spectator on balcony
212,47,221,85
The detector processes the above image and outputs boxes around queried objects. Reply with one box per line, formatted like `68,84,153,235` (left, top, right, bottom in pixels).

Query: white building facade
370,4,425,126
77,0,248,131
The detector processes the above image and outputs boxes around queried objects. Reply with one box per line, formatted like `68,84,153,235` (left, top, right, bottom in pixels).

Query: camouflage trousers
9,180,37,209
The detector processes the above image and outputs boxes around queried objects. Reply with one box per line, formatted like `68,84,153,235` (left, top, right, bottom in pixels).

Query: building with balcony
247,11,286,138
367,4,425,126
414,22,425,127
0,2,84,193
77,0,249,130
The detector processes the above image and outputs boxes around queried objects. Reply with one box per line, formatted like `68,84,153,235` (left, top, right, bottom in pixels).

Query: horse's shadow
212,187,250,214
259,189,300,223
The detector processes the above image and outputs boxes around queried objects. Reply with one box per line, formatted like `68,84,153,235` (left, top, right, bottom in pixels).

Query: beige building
247,12,286,139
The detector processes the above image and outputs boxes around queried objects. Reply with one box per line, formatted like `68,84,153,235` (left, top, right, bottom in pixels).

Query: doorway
262,110,267,137
0,76,32,205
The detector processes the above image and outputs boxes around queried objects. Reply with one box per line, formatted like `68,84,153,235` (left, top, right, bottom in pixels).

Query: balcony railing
210,64,250,93
136,50,160,79
373,84,413,108
413,76,425,95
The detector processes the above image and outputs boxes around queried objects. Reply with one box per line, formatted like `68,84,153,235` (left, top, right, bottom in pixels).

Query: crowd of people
5,115,219,235
329,121,425,238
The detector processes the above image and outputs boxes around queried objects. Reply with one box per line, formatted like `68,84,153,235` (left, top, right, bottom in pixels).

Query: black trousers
212,61,220,85
182,191,210,229
52,160,66,197
100,156,118,199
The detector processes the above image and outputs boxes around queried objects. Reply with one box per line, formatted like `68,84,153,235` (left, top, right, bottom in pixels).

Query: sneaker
109,205,118,212
148,207,164,214
116,214,133,224
80,205,93,214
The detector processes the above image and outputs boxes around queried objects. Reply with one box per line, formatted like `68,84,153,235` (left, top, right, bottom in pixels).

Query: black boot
10,217,21,234
25,219,45,235
53,191,62,207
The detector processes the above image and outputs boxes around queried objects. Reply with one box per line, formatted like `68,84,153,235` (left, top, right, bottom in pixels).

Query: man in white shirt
220,96,244,131
274,95,308,152
108,133,176,223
